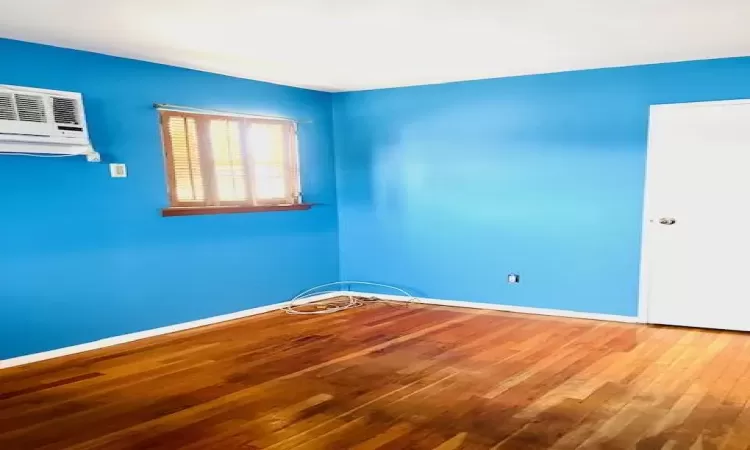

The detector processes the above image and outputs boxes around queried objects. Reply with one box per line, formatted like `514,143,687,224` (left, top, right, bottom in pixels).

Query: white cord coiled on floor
283,281,418,315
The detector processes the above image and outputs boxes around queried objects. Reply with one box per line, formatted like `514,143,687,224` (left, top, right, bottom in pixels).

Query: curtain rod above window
153,103,311,123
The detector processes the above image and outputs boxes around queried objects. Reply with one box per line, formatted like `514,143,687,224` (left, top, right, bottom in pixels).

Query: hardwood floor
2,302,750,449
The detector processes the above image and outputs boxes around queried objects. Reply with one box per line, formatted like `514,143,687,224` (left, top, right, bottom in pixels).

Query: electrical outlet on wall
109,163,127,178
508,273,520,284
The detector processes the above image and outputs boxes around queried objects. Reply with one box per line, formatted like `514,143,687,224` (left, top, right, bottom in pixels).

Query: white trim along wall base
348,292,640,324
0,292,639,370
0,292,340,370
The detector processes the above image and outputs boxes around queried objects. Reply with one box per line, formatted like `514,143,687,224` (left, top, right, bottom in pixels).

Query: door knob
659,218,676,225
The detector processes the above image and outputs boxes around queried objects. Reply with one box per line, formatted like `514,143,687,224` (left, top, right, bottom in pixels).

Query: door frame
637,98,750,324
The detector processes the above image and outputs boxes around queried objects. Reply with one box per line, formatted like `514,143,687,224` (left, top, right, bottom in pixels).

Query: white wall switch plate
109,163,127,178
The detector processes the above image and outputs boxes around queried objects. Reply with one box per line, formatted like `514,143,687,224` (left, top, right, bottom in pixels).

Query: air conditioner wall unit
0,84,96,157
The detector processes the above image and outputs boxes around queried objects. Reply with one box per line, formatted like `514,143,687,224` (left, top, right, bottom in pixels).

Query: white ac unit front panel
0,141,93,155
0,84,95,156
0,133,89,146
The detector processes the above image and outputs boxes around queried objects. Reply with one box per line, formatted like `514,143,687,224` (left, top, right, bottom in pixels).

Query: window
159,110,304,215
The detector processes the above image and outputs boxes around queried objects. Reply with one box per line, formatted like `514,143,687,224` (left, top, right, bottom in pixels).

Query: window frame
158,110,303,214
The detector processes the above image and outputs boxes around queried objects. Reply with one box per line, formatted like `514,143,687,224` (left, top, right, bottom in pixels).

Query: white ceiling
1,0,749,92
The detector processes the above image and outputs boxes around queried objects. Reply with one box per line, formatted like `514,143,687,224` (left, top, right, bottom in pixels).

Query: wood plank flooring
2,302,750,449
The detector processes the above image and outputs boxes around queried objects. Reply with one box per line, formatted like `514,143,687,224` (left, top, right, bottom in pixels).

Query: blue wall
0,39,339,359
4,37,750,360
333,57,750,317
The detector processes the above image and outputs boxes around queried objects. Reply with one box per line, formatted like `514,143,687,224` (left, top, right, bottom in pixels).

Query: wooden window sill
162,204,312,217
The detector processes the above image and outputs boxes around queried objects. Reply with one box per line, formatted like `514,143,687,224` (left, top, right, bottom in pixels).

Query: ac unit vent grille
0,93,17,121
14,94,47,123
52,97,80,125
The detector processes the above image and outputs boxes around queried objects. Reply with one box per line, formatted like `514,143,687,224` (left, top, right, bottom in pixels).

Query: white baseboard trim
0,291,640,370
346,291,640,324
0,292,339,370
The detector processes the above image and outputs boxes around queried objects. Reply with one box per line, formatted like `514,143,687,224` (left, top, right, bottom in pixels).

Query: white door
642,100,750,331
